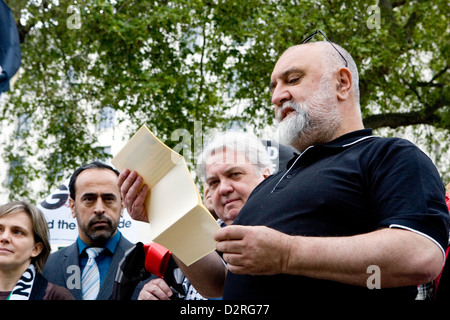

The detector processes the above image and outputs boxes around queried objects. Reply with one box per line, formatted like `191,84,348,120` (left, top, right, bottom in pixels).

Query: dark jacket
43,235,145,300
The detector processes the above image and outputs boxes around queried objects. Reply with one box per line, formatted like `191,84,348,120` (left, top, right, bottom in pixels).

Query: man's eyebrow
269,67,306,92
205,165,245,183
269,81,276,93
81,192,98,198
222,165,245,175
80,192,118,199
101,193,118,198
205,176,218,185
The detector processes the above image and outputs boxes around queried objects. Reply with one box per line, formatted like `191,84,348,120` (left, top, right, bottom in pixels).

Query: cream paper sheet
112,125,220,266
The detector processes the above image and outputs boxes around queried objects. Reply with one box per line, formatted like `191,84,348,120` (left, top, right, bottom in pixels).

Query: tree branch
416,65,449,87
195,18,208,111
391,0,407,8
379,0,397,28
363,110,440,130
16,22,32,44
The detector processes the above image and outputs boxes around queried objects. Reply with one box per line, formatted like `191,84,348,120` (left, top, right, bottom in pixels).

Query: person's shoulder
361,136,441,184
48,242,77,259
362,135,416,148
115,233,136,254
359,135,424,159
44,282,75,300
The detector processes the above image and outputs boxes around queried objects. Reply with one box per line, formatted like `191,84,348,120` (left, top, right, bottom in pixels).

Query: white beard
275,100,309,149
274,76,342,152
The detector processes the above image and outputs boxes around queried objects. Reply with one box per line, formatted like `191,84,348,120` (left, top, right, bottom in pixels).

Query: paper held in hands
111,125,220,266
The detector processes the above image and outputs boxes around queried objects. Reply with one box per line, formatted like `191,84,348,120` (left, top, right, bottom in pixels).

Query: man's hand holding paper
118,169,149,223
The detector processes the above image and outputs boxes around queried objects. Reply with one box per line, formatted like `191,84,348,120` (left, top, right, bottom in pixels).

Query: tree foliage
2,0,449,200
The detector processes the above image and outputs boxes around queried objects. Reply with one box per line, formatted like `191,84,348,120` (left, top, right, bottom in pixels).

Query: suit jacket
43,234,145,300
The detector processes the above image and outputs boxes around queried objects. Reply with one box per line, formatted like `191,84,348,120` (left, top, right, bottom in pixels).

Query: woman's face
0,211,42,272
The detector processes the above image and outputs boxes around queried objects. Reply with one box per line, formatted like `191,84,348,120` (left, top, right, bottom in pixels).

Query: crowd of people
1,34,449,300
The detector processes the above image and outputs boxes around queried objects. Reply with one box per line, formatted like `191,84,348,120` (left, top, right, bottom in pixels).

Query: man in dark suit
43,161,144,300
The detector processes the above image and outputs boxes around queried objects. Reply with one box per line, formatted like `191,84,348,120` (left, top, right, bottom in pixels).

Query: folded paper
112,125,220,266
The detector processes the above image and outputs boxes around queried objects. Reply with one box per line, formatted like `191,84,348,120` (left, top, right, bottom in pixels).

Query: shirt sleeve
367,139,449,257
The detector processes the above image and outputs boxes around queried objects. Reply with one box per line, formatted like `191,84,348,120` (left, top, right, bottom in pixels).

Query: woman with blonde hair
0,201,73,300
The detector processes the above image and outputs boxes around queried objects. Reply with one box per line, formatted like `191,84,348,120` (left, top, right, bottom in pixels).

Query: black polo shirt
223,129,449,300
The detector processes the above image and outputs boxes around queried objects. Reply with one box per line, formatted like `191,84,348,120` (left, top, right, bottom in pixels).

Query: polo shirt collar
322,129,373,148
77,231,122,256
285,129,374,169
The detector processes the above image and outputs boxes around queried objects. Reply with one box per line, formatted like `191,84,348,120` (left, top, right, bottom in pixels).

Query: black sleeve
367,139,449,254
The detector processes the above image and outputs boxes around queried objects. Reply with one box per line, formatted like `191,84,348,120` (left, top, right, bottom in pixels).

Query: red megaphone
143,242,171,278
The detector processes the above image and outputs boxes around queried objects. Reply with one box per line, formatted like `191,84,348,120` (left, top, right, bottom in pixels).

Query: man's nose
219,180,234,195
271,85,292,109
93,199,106,215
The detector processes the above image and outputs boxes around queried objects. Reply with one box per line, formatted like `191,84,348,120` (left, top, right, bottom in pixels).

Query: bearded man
120,32,449,300
43,161,146,300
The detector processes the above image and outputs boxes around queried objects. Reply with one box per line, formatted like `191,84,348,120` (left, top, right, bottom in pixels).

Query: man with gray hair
198,131,273,180
136,131,272,299
198,131,273,226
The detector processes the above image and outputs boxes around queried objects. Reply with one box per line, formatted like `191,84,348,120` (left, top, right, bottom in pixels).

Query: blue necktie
81,247,104,300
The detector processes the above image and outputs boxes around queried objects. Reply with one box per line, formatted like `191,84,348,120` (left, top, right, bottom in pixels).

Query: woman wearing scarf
0,201,73,300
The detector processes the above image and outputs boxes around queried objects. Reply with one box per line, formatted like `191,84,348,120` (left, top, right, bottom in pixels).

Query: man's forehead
272,44,321,77
76,169,119,189
77,168,117,180
206,148,250,166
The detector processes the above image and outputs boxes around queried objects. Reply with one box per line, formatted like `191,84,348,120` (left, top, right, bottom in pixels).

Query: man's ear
69,197,76,218
336,67,352,101
262,167,271,179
